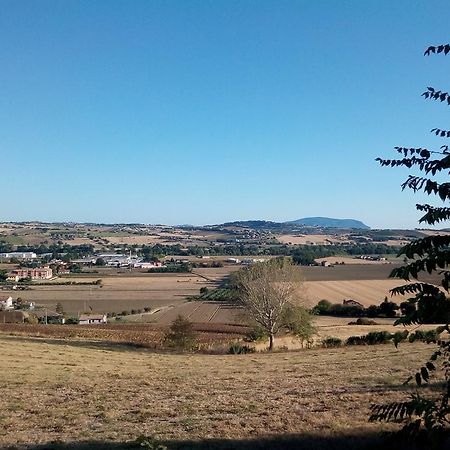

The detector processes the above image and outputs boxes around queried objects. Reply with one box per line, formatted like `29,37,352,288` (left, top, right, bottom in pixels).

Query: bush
408,329,440,343
245,326,268,342
321,336,342,348
65,317,79,325
392,330,409,346
327,303,365,317
282,305,317,346
164,315,197,351
365,331,392,345
312,299,332,315
348,318,378,325
228,343,256,354
346,335,367,345
347,331,393,345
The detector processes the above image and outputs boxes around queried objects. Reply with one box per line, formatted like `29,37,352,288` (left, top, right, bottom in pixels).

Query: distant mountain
286,217,370,229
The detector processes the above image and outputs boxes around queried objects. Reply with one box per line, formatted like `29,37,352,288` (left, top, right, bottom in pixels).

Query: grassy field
0,335,438,450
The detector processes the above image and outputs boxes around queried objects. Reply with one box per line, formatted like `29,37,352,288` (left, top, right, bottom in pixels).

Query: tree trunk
269,333,274,351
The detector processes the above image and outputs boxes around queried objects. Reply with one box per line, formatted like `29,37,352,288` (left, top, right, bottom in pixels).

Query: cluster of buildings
0,252,37,260
7,267,53,282
72,253,164,269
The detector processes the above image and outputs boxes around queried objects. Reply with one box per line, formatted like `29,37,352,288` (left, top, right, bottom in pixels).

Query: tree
164,315,197,351
282,304,317,347
55,302,64,315
370,44,450,447
233,258,305,350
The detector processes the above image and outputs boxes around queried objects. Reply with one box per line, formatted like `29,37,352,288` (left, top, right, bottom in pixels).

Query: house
78,313,107,325
0,296,13,310
133,261,163,269
7,267,53,281
343,299,364,309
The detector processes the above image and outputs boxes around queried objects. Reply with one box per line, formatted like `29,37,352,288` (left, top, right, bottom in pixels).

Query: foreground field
0,335,438,450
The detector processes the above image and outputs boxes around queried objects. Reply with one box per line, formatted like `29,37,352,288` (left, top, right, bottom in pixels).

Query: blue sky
2,0,449,228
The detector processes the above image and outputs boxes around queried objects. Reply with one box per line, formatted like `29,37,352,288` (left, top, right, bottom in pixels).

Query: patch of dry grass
0,335,437,449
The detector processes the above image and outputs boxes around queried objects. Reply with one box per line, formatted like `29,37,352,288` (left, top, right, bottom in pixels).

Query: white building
78,313,107,325
0,252,37,260
0,296,13,310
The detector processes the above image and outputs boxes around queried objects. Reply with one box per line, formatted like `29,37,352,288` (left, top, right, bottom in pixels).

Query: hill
287,217,370,229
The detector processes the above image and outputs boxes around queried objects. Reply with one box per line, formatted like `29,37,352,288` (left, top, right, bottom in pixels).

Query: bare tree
233,258,306,350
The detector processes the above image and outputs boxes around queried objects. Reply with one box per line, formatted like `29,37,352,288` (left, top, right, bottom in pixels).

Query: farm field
2,263,439,320
0,335,437,449
1,272,226,316
303,279,407,307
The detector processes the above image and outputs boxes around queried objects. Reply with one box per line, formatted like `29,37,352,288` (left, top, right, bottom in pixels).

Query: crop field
2,272,224,316
303,279,408,307
0,334,438,449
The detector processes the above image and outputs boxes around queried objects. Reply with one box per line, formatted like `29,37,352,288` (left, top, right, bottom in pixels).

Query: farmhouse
343,299,364,309
7,267,53,281
0,295,13,310
133,261,163,269
79,313,107,325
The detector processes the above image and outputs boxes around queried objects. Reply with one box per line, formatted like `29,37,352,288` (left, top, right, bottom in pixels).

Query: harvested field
315,256,393,265
303,279,408,307
0,335,439,449
0,270,233,316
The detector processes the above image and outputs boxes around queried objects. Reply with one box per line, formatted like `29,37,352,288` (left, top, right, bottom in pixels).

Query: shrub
327,303,365,317
245,326,268,342
348,317,378,325
312,299,332,315
366,305,380,318
346,335,367,345
282,305,317,346
392,330,409,347
228,343,256,354
365,331,392,345
65,317,79,325
408,329,440,343
164,315,197,351
321,336,342,348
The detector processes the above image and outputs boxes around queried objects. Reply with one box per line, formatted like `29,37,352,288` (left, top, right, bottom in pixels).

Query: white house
0,296,13,310
78,313,107,325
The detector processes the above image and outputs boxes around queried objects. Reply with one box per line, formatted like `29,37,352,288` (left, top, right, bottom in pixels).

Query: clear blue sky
2,0,449,228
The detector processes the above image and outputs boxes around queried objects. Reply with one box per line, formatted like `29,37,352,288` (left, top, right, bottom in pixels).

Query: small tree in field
164,315,197,351
233,258,306,350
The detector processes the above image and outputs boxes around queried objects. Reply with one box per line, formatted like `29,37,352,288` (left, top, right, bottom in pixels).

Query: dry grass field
303,279,408,307
0,335,439,450
1,273,221,316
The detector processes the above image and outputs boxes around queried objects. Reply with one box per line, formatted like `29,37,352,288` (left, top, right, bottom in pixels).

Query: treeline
3,241,400,263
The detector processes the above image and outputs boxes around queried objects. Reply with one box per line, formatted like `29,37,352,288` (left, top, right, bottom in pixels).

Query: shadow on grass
0,334,153,353
4,432,444,450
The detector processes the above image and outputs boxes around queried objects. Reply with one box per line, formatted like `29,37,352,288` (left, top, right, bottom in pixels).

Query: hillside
0,334,433,449
287,217,370,229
